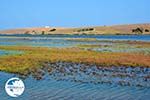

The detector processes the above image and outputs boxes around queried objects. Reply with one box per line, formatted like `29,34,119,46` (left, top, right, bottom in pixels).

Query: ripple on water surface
1,61,150,100
0,72,150,100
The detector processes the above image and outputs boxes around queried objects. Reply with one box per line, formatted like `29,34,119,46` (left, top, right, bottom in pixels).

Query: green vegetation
132,27,143,34
76,28,94,32
49,28,56,32
145,29,149,32
41,31,45,35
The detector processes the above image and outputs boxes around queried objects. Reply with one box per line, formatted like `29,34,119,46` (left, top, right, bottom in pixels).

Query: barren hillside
0,23,150,35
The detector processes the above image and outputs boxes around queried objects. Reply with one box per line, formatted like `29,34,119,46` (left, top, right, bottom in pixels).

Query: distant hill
0,23,150,35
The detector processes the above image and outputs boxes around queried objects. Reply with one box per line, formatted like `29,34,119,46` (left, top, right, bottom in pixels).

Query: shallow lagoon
0,34,150,100
0,50,23,56
0,34,150,47
0,71,150,100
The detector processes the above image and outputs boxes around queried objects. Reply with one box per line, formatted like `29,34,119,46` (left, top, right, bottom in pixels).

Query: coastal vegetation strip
0,46,150,74
77,40,150,54
77,44,150,50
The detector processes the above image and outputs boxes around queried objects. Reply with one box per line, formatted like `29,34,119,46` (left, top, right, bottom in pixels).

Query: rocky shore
22,61,150,88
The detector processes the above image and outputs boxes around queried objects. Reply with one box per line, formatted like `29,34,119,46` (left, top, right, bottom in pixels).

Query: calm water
0,34,150,100
0,50,23,56
0,71,150,100
0,34,150,47
0,34,150,41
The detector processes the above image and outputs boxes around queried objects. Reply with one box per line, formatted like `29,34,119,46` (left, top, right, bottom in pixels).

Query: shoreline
1,33,150,35
0,36,149,88
1,61,150,87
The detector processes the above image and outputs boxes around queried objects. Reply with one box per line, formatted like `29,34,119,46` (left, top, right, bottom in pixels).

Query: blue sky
0,0,149,29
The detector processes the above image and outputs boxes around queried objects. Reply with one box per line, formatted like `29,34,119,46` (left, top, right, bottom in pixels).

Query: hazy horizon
0,0,149,29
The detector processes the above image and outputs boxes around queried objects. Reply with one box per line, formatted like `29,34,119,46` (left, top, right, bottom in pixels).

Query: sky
0,0,149,29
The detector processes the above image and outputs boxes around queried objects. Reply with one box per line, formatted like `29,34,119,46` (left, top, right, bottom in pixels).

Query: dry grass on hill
0,23,150,34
